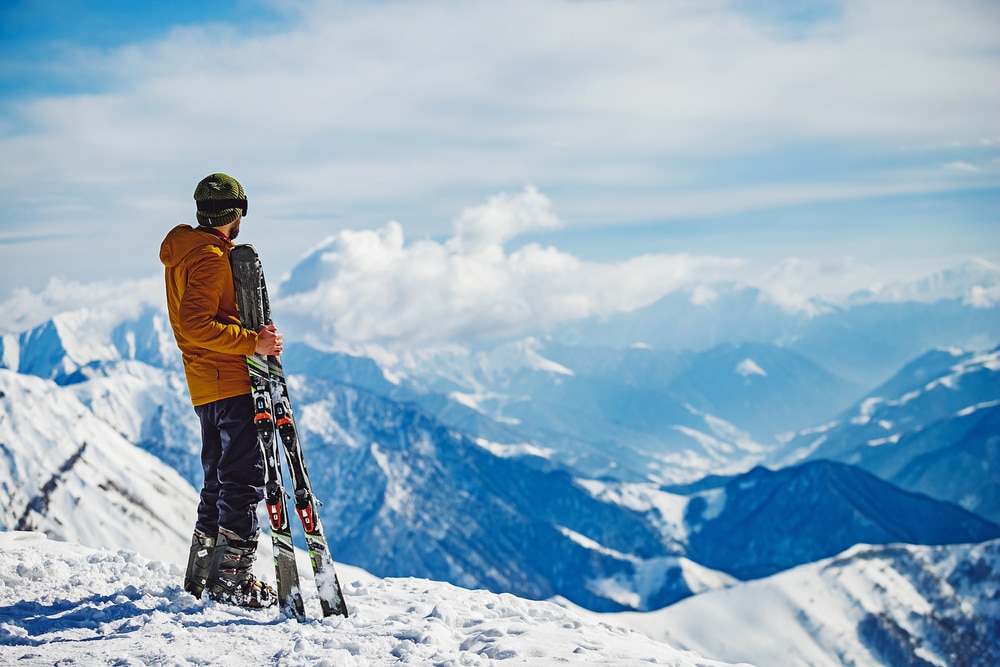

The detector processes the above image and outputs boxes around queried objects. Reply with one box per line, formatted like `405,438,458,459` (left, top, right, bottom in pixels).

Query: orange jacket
159,224,256,406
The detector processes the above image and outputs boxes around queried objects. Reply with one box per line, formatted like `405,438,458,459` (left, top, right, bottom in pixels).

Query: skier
159,173,281,609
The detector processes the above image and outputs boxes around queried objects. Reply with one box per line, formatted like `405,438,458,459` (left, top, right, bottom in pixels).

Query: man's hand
255,324,284,356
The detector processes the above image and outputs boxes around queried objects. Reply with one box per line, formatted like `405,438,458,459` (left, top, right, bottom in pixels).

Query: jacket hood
159,224,226,268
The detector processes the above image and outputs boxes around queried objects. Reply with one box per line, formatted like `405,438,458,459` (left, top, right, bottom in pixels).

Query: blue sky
1,0,998,333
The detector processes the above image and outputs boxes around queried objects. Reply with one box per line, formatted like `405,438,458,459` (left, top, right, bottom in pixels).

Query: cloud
943,161,981,173
4,1,998,214
755,257,882,315
965,284,1000,309
274,186,741,346
449,185,561,253
0,275,164,332
1,0,998,296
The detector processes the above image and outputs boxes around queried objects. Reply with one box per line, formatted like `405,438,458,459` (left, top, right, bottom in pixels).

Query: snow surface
0,370,197,564
0,532,747,667
613,539,1000,667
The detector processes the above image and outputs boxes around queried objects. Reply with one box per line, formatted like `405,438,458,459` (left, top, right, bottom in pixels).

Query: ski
230,246,305,619
230,244,349,619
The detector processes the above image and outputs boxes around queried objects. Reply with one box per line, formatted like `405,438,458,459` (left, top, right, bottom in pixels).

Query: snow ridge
0,532,743,667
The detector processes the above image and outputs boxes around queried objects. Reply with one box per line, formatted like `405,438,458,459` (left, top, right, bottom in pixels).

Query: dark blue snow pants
193,393,264,540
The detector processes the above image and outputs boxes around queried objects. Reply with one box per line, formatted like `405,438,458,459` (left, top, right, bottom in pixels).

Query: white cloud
965,285,1000,309
274,186,741,346
0,276,164,333
1,0,998,296
690,285,719,307
449,186,561,253
3,1,998,218
735,359,767,378
0,187,993,350
756,257,881,314
943,161,981,173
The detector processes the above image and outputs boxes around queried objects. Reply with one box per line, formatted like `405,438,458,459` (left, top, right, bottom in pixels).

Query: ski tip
230,243,259,259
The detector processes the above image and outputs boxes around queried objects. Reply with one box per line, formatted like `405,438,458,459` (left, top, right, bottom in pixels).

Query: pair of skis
230,244,348,619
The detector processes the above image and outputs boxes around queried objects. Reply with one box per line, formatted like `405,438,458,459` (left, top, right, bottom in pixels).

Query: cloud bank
1,186,995,351
275,186,741,346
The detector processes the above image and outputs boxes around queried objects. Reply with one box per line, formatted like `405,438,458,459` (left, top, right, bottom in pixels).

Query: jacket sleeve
178,248,258,356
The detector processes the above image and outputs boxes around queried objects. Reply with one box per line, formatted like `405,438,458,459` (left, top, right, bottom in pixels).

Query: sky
0,0,998,343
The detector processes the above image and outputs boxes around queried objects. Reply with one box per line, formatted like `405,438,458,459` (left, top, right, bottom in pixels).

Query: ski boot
205,528,277,609
183,529,216,598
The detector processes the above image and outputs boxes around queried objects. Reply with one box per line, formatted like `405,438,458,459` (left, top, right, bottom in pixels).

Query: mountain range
542,259,1000,387
778,345,1000,523
2,297,998,613
1,259,998,663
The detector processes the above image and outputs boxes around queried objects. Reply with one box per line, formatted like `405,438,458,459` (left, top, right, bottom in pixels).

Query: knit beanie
194,173,247,227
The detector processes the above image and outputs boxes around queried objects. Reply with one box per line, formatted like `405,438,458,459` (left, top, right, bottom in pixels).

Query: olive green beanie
194,173,247,227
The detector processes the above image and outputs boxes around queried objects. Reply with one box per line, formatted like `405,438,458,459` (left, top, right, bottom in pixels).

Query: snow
0,370,197,564
557,526,631,560
612,540,1000,667
573,479,690,545
956,398,1000,416
479,337,575,378
673,426,735,459
0,532,746,667
369,444,414,519
865,433,901,447
474,438,554,459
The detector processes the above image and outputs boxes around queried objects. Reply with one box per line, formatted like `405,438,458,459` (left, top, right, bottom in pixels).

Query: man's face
229,216,241,241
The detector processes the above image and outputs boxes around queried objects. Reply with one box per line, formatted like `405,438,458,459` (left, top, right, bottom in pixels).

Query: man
159,172,281,608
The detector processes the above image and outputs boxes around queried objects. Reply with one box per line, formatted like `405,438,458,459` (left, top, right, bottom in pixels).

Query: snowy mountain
284,374,1000,610
287,337,862,486
662,342,863,440
0,532,744,667
779,345,1000,523
287,340,775,486
0,369,197,565
3,303,998,618
785,299,1000,387
666,461,999,580
279,377,714,612
545,277,1000,387
617,538,1000,667
0,305,179,382
1,260,998,667
848,257,1000,307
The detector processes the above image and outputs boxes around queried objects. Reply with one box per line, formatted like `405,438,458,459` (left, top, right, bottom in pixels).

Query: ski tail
271,381,349,617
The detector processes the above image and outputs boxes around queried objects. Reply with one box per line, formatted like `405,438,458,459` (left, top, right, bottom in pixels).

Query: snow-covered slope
64,359,203,486
0,531,747,667
284,376,1000,610
285,340,805,486
0,369,197,565
781,345,1000,523
1,306,178,382
616,539,1000,667
673,461,999,580
284,378,710,612
664,342,863,440
4,343,996,617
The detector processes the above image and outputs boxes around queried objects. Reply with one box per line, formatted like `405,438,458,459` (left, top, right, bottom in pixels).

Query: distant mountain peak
849,257,1000,307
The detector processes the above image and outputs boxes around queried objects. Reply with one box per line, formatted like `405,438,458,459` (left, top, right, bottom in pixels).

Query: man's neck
197,225,233,245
